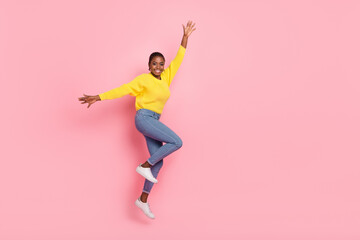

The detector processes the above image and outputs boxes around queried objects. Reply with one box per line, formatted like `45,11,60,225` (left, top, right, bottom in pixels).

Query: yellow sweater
99,45,186,114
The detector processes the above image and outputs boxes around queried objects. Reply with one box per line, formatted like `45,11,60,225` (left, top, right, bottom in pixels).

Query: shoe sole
136,166,158,183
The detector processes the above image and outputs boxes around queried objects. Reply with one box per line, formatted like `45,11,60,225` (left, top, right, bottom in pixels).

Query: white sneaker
136,164,158,183
135,198,155,219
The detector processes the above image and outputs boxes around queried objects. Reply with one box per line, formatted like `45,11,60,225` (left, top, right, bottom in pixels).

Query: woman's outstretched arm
78,75,144,108
181,20,196,48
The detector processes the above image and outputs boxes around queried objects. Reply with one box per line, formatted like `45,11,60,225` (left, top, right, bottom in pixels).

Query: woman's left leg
137,115,183,166
135,109,182,186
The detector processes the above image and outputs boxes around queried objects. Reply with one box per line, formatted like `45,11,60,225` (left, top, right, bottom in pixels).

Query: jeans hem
147,159,154,166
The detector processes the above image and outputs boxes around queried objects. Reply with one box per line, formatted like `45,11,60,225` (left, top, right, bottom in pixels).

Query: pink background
1,0,360,239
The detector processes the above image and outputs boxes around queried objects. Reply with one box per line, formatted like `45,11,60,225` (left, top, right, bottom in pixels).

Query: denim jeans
135,108,183,194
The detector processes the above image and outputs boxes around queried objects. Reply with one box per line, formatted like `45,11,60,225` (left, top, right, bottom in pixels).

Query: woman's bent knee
175,137,183,149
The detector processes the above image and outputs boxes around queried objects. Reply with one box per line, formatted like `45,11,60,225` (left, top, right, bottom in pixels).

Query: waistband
136,108,161,119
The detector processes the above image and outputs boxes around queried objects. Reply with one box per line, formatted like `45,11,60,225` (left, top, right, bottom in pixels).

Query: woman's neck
150,72,161,80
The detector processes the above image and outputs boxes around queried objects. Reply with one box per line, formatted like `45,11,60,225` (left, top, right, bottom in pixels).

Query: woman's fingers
79,96,93,103
88,101,95,108
186,21,191,29
183,21,196,37
78,94,96,108
189,28,196,36
185,21,195,29
79,94,91,101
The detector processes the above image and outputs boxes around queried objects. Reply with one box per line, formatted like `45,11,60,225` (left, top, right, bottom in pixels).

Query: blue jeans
135,108,183,194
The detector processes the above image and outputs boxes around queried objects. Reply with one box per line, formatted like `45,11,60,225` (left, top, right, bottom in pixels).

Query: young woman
78,21,196,219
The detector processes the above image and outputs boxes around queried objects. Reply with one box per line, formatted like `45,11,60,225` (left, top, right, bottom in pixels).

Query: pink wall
1,0,360,239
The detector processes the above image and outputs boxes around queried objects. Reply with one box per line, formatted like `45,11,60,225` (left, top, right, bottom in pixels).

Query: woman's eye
160,63,164,66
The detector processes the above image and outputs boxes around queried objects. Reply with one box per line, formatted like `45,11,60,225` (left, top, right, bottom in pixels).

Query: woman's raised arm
181,20,196,49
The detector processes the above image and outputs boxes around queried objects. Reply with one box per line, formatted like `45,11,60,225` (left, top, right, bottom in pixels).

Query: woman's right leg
141,136,164,201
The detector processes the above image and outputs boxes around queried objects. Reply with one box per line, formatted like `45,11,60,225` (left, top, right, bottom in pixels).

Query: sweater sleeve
162,45,186,86
99,74,144,100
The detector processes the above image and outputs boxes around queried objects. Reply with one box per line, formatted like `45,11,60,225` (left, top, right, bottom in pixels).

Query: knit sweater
99,45,186,114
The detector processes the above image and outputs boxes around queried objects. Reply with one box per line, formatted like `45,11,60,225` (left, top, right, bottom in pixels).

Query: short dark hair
148,52,165,66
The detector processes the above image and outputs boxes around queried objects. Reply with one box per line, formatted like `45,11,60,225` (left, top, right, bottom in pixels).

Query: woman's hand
78,94,101,108
181,20,196,48
182,20,196,38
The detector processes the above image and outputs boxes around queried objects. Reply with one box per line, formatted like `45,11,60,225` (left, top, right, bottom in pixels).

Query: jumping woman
78,21,196,219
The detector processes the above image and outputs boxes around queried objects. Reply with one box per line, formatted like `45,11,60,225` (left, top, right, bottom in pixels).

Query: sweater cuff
179,45,186,53
99,93,105,100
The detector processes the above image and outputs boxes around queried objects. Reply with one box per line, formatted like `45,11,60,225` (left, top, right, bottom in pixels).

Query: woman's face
149,56,165,78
